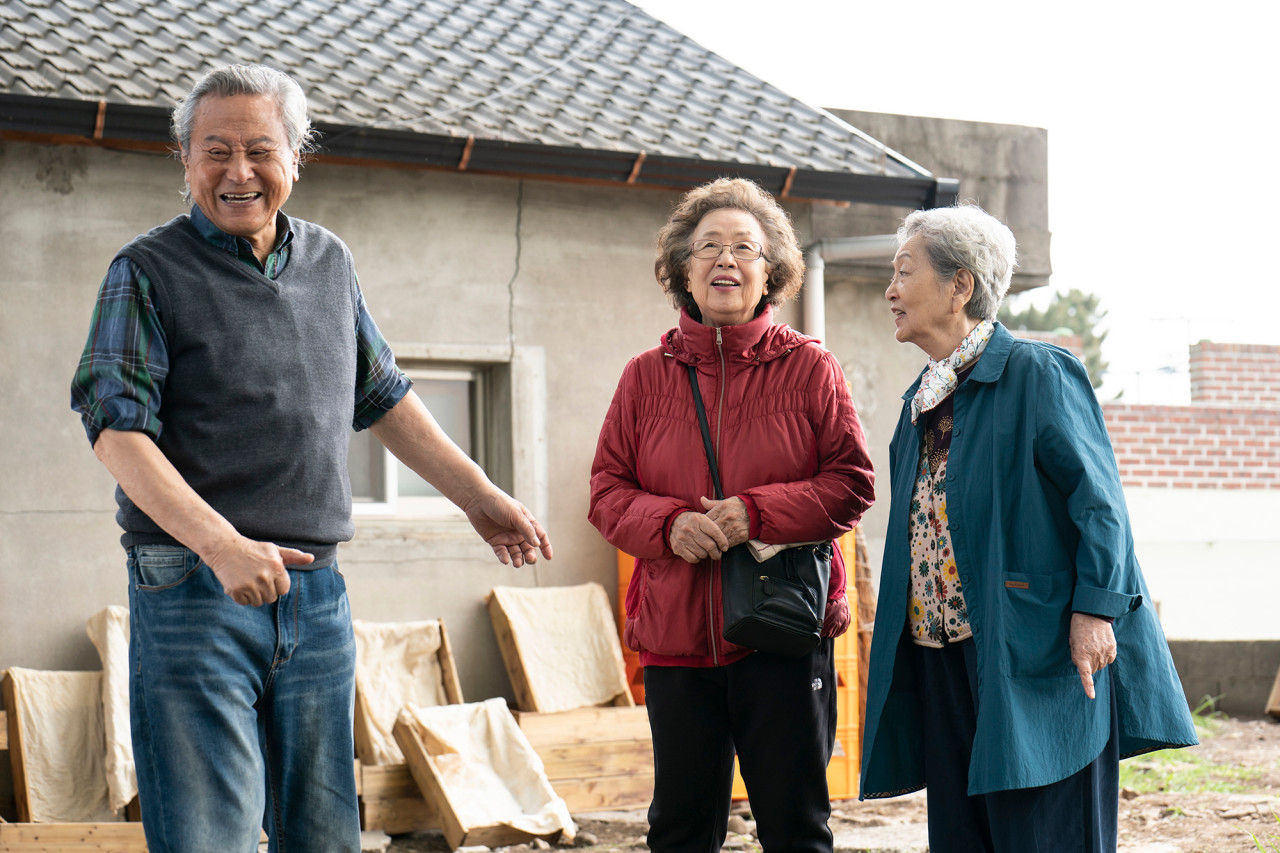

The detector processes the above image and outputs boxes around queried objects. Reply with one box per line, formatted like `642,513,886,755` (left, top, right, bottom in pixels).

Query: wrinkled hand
1070,612,1117,699
205,537,313,607
462,490,553,568
669,510,729,564
699,496,750,548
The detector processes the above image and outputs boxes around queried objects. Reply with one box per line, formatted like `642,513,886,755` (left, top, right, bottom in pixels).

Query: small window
350,366,486,518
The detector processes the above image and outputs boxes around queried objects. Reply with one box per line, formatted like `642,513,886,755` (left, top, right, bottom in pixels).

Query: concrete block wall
1167,639,1280,717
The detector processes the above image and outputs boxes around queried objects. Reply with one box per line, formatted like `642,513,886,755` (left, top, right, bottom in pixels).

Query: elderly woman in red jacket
589,177,875,853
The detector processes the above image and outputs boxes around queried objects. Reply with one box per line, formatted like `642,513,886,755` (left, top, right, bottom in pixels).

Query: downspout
802,235,900,340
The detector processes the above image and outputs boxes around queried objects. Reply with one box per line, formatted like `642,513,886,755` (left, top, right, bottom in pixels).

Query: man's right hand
204,537,314,607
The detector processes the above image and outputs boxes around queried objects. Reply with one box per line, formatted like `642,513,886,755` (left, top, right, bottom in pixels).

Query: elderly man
70,65,552,853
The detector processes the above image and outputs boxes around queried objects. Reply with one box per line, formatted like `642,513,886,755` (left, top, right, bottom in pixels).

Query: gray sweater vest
116,214,361,563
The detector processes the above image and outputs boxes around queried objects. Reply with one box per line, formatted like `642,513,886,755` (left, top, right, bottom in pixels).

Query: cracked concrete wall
1,108,1051,706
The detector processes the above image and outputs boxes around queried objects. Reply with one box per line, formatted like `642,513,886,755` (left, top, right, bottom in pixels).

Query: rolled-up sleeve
69,257,168,445
351,284,411,430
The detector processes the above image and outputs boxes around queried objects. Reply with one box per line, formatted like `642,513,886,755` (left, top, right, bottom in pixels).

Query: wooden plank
534,740,653,780
359,793,437,836
393,718,467,850
1,674,31,823
486,594,539,711
548,773,655,813
0,821,149,844
513,706,650,746
393,716,563,850
1267,662,1280,718
437,621,464,705
0,709,7,750
358,763,439,834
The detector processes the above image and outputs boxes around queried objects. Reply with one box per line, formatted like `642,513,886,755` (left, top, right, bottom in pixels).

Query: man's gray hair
897,203,1017,322
172,64,317,155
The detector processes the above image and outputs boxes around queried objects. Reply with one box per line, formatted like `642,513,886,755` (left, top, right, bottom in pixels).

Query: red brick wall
1190,342,1280,407
1103,404,1280,489
1102,341,1280,489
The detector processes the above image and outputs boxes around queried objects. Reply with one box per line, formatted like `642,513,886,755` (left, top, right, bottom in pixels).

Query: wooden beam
437,620,464,705
0,821,149,846
513,706,650,746
393,718,467,849
1267,662,1280,718
534,739,652,779
1,673,31,823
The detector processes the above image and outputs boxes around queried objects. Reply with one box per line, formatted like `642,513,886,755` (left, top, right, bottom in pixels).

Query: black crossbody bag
686,365,831,657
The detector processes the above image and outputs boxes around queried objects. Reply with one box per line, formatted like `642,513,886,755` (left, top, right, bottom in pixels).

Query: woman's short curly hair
897,203,1018,322
655,178,805,320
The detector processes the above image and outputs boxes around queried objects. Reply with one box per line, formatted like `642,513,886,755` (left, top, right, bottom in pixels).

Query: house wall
0,108,1051,707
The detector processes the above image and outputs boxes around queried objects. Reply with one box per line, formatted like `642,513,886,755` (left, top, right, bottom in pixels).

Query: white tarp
86,604,136,813
353,619,450,765
398,698,575,841
7,667,118,822
490,583,627,712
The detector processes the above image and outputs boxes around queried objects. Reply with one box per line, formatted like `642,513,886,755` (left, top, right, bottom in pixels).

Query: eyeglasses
690,240,766,261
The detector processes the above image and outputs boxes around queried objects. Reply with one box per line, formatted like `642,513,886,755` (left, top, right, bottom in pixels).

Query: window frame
349,343,546,524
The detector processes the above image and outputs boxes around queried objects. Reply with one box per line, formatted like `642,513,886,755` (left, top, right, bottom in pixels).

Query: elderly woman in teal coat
860,204,1197,852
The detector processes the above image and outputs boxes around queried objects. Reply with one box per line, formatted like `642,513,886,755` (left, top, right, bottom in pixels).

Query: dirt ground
386,714,1280,853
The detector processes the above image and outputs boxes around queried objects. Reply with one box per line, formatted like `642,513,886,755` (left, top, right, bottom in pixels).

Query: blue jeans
127,545,361,853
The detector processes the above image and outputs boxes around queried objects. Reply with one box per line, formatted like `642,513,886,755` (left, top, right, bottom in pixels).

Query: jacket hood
660,304,820,365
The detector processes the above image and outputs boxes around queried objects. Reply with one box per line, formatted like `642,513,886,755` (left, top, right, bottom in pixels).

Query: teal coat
860,324,1197,798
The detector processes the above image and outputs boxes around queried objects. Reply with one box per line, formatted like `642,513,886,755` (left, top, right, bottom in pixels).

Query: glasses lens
731,242,762,260
691,240,720,259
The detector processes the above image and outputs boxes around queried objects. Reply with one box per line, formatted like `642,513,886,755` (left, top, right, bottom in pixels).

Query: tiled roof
0,0,957,205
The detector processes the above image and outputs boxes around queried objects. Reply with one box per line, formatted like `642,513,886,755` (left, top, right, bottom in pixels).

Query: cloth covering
7,667,118,822
85,605,136,812
397,698,575,841
353,619,450,765
489,583,628,712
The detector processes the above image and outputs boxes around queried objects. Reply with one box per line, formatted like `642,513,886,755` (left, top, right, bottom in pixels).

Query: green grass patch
1119,695,1263,795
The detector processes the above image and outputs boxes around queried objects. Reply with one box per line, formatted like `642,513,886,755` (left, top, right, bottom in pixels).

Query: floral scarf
910,320,994,424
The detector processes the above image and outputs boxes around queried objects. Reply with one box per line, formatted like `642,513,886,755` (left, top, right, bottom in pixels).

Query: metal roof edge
0,93,951,207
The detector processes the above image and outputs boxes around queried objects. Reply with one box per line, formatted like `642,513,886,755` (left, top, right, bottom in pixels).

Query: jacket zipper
707,327,728,665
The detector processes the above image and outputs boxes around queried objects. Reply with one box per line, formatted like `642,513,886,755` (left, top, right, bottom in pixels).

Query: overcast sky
634,0,1279,403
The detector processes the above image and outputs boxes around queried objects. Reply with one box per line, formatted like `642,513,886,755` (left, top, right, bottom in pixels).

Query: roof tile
0,0,935,196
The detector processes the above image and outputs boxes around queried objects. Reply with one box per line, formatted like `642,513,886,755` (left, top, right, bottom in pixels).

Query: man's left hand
1069,612,1117,700
463,490,553,568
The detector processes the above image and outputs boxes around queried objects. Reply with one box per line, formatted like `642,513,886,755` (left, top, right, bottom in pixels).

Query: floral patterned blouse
907,366,976,647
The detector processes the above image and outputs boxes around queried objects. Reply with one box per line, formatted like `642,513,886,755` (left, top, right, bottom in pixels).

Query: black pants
642,640,837,853
917,639,1120,853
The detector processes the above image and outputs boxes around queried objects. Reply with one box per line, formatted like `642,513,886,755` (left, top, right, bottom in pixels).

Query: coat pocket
1002,568,1076,678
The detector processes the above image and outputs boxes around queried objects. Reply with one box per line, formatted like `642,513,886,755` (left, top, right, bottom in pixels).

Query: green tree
998,288,1109,388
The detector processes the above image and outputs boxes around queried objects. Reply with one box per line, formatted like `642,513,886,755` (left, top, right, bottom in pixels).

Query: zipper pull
760,575,772,596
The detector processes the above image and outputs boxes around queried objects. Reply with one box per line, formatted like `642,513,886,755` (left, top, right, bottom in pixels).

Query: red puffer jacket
589,307,875,667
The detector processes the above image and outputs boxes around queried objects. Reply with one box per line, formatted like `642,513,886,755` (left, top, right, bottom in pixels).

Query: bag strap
686,365,725,500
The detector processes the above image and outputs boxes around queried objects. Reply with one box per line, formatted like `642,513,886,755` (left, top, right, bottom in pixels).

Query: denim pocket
134,545,199,590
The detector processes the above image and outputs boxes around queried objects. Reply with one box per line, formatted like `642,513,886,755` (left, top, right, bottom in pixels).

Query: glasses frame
689,239,767,261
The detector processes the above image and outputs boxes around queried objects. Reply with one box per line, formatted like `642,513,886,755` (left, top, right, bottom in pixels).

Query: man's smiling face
182,93,299,261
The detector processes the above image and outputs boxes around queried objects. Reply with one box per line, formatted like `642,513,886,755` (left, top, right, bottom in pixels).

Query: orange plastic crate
618,532,861,800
